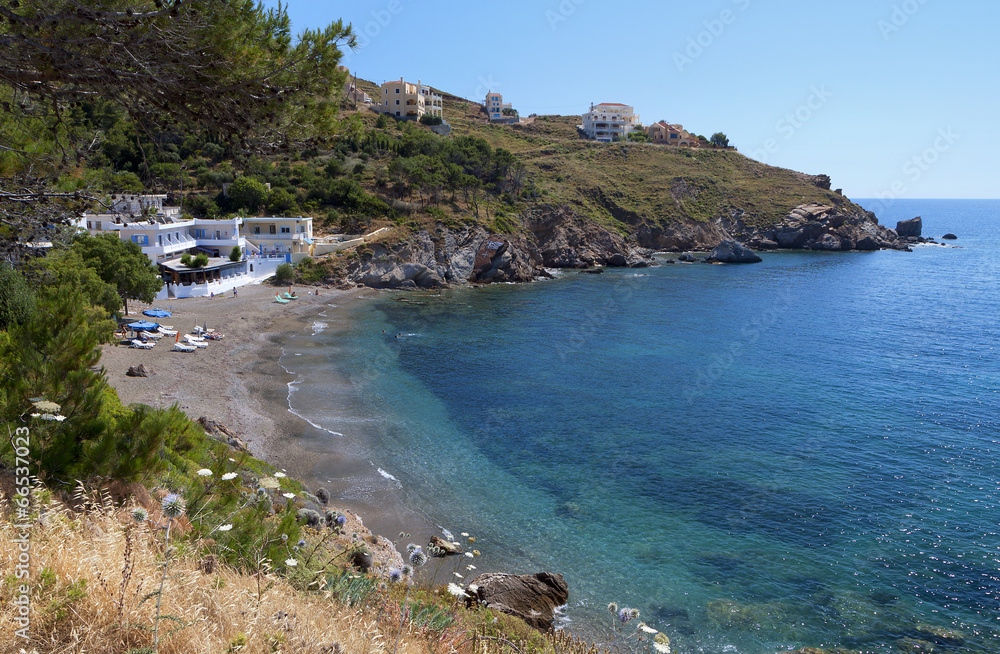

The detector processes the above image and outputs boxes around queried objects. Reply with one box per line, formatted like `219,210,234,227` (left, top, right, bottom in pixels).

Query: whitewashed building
581,103,641,142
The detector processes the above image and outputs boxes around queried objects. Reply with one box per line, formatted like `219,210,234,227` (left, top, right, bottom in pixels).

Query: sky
266,0,1000,200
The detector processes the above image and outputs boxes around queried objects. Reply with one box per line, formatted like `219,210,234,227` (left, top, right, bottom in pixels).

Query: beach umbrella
143,309,172,318
127,321,160,331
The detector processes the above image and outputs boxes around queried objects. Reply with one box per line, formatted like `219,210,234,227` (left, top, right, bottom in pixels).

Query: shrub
274,263,294,283
180,253,192,266
229,246,241,262
419,115,443,126
188,253,209,268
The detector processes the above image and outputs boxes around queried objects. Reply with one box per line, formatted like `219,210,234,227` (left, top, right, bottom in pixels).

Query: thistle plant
392,546,427,654
154,493,186,653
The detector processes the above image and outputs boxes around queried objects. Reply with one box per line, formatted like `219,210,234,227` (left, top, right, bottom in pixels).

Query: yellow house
376,78,443,119
648,122,696,147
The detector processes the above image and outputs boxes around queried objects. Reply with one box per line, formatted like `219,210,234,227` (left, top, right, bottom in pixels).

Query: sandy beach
103,283,332,468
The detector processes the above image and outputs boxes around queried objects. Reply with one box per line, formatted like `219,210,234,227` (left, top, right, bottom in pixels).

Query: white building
80,196,310,299
581,103,641,142
241,216,315,257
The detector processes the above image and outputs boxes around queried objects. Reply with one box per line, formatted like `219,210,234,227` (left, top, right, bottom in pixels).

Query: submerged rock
465,572,568,631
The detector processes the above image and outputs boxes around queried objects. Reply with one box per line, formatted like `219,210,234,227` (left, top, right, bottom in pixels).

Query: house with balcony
581,103,641,142
241,216,314,258
81,194,285,299
347,82,372,105
485,92,517,123
648,122,696,147
376,78,443,120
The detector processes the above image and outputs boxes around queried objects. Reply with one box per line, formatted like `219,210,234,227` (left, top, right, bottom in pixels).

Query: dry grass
0,492,448,654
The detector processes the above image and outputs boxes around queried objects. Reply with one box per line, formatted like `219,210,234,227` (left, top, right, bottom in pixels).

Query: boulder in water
895,217,922,238
465,572,568,631
706,239,763,264
942,233,958,240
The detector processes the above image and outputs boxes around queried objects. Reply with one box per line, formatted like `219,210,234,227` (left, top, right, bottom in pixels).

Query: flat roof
158,256,241,274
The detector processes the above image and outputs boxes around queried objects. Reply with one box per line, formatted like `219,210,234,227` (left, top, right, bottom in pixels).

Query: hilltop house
581,103,640,142
485,92,517,123
648,122,696,147
376,78,443,120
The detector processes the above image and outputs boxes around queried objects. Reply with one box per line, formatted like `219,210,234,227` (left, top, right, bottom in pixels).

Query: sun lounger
275,295,290,304
184,336,208,348
186,333,205,342
158,327,178,336
130,339,155,349
159,325,174,331
284,292,298,300
172,342,197,353
141,331,164,340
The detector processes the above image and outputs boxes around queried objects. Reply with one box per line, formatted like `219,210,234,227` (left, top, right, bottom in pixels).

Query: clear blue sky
267,0,999,199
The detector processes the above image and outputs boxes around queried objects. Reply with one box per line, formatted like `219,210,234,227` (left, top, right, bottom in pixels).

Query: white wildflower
447,582,468,598
464,552,474,558
282,493,296,499
274,472,286,478
460,532,469,537
197,469,213,477
221,472,238,481
638,623,658,634
218,524,233,532
466,564,476,571
653,643,671,654
453,572,463,579
31,413,66,421
285,558,298,567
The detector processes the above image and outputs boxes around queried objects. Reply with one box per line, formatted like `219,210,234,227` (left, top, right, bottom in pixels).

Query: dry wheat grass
0,491,433,654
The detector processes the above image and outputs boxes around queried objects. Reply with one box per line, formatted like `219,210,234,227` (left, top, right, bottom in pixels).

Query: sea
278,199,1000,654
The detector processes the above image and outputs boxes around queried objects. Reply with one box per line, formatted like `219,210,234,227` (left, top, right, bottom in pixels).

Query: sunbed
284,292,298,300
172,342,197,353
184,336,208,348
275,295,290,304
130,339,155,349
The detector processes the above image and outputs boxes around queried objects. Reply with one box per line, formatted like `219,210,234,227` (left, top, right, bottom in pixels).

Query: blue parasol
127,321,160,331
143,309,172,318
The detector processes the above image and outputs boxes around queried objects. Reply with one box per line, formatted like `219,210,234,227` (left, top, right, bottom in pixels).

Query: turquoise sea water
280,200,1000,654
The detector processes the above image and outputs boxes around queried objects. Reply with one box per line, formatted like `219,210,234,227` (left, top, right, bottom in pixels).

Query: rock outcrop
342,206,655,290
896,217,922,238
733,203,903,252
705,239,762,264
942,233,958,240
465,572,568,632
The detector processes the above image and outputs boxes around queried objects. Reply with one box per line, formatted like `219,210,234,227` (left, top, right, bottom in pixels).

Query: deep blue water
281,200,1000,654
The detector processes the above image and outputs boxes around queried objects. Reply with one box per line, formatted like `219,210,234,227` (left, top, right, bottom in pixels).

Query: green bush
274,263,294,283
419,115,443,126
229,245,242,262
180,253,192,266
188,253,210,268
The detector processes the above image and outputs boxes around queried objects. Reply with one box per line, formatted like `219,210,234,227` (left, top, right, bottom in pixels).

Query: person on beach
234,288,238,298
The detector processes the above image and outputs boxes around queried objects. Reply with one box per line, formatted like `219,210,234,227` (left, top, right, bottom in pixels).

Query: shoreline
101,282,433,549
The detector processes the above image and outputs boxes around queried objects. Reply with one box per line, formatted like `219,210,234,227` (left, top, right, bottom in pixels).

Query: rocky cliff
336,200,918,290
341,205,655,289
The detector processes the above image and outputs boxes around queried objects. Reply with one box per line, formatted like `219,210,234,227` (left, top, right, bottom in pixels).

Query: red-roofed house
581,103,640,142
648,122,696,147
